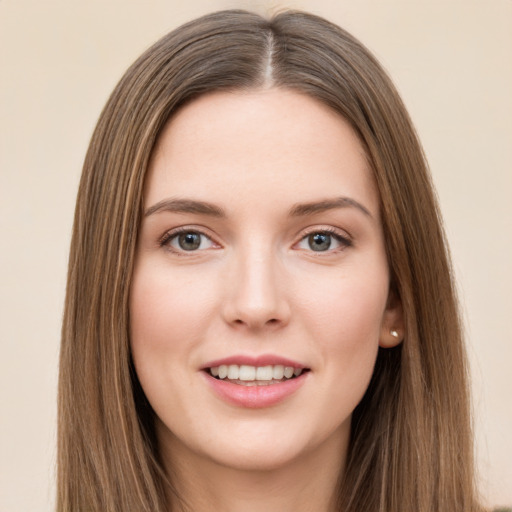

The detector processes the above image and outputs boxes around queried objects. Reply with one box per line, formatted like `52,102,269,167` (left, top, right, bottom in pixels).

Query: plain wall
0,0,510,510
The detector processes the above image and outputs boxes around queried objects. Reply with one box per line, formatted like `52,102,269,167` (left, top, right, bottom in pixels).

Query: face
130,89,402,473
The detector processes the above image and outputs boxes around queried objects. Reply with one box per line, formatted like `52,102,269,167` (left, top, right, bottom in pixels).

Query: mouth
206,364,310,386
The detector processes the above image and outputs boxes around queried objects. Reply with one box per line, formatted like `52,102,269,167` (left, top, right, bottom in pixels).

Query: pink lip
200,354,310,408
201,354,307,370
202,371,308,409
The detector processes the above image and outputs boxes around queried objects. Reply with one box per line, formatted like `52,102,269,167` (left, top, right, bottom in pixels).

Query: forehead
145,88,379,219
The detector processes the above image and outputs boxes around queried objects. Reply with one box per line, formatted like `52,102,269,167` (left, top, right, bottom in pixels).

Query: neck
160,429,347,512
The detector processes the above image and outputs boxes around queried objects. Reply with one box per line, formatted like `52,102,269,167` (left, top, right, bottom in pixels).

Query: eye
296,230,351,252
162,229,216,252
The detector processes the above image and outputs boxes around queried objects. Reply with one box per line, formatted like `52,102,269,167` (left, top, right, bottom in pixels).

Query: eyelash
298,227,353,254
158,227,218,256
158,226,352,255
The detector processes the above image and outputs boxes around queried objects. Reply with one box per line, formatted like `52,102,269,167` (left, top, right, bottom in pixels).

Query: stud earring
390,329,399,339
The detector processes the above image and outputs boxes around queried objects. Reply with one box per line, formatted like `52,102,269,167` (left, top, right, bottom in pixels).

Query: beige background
0,0,510,510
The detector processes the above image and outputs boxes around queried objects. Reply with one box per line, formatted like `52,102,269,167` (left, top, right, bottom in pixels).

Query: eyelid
159,226,221,253
157,224,352,255
294,226,353,253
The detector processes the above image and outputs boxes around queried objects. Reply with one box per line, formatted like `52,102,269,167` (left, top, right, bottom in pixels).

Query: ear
379,289,404,348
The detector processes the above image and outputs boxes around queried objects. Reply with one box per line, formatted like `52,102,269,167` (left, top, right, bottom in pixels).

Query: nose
221,244,291,332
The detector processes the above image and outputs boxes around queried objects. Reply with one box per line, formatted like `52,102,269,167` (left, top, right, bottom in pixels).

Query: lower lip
202,372,308,408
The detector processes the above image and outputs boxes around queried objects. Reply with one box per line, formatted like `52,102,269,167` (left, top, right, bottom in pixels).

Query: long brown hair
58,9,483,511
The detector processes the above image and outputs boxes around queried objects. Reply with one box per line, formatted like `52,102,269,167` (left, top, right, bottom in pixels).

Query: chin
211,439,308,472
158,414,350,475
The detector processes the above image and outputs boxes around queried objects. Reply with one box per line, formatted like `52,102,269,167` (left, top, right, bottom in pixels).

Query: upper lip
201,354,308,370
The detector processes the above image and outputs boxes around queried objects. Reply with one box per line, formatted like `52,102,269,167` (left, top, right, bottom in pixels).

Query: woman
58,9,485,512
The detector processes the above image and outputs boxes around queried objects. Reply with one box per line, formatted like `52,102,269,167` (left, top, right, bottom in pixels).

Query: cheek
298,261,389,345
297,265,388,395
128,263,220,431
130,263,213,347
129,263,217,392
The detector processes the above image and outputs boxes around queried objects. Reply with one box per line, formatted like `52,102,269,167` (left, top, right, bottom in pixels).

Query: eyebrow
144,198,226,218
288,197,372,218
144,196,371,219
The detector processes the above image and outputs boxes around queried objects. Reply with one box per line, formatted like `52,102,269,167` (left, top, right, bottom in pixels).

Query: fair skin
130,88,403,512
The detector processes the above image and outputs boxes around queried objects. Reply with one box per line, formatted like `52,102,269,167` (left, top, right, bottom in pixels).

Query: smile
201,357,310,408
209,364,305,386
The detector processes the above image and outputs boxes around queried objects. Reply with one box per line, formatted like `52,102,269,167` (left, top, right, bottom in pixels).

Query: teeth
227,365,239,380
209,364,304,381
239,365,256,381
218,365,228,379
256,365,273,380
273,365,284,379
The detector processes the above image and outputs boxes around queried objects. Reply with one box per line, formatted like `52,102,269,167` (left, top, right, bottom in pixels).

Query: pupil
179,232,201,250
309,233,331,251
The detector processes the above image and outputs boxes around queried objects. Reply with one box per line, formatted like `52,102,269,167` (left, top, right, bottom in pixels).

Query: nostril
232,318,280,327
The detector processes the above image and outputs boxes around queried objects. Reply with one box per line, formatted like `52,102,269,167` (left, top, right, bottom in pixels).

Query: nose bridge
223,238,289,330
